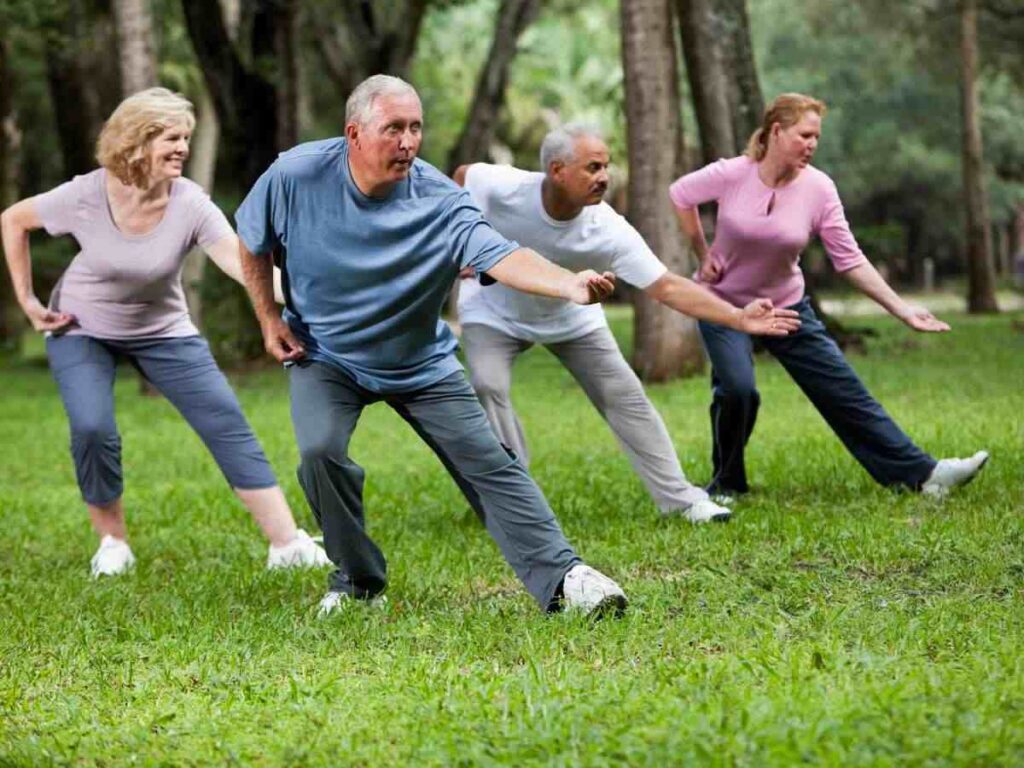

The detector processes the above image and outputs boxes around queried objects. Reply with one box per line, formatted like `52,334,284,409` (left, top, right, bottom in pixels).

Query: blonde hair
745,93,827,161
96,87,196,188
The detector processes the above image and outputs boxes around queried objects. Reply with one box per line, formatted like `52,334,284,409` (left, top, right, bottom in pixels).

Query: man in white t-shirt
453,123,800,522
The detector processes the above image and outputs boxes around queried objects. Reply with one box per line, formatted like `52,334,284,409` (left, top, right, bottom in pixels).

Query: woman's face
771,110,821,170
147,123,191,182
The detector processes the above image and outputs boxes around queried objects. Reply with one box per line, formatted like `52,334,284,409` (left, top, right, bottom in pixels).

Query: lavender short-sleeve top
34,169,233,339
669,156,867,308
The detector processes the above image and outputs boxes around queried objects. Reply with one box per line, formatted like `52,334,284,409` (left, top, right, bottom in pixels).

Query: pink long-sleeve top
669,156,868,309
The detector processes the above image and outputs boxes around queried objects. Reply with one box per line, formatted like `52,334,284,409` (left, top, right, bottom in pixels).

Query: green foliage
1,308,1022,764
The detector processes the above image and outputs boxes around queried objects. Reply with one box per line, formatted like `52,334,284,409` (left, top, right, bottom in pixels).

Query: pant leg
763,298,936,489
546,326,707,512
288,360,384,597
697,320,760,494
460,323,534,466
388,372,581,611
46,335,122,505
127,337,277,491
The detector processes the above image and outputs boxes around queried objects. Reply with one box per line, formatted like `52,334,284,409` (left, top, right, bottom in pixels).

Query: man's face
549,135,611,207
347,92,423,186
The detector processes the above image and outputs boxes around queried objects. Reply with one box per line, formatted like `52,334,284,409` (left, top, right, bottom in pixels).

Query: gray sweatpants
288,361,581,611
461,323,707,513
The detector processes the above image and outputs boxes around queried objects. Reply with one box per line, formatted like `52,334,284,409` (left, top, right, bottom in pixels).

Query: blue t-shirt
235,138,518,393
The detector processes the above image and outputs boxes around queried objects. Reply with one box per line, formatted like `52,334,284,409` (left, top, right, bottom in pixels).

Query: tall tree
621,0,704,382
1,36,24,351
111,0,158,94
309,0,428,98
677,0,762,163
182,0,241,330
960,0,999,312
44,0,101,178
446,0,541,173
181,0,299,190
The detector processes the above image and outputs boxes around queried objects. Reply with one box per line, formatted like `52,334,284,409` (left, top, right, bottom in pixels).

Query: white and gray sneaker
317,590,387,617
562,564,627,617
921,450,989,499
680,497,733,523
90,535,136,578
267,529,331,570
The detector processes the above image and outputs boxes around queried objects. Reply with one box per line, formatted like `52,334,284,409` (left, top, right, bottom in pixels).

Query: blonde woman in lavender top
670,93,987,499
1,88,328,578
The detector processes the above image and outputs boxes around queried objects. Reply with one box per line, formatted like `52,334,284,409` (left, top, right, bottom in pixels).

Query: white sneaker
562,564,627,617
267,529,331,570
90,535,135,578
317,590,387,617
679,498,733,523
921,450,989,498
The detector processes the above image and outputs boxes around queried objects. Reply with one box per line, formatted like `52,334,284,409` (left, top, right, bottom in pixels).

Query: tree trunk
111,0,158,94
0,37,24,352
621,0,704,382
722,0,763,146
44,0,100,178
960,0,998,313
183,84,220,328
677,0,736,164
446,0,541,173
309,0,428,98
182,0,239,331
678,0,762,162
181,0,282,190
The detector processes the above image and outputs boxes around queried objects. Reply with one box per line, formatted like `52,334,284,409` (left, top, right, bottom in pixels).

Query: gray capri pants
46,334,277,505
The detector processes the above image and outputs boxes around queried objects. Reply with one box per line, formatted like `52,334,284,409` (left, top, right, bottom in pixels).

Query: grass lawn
1,308,1022,766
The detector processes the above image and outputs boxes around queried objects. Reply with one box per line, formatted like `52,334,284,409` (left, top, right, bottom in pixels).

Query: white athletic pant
461,323,708,513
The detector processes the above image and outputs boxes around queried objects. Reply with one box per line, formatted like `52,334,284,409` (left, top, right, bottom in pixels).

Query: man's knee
469,368,511,405
298,431,350,467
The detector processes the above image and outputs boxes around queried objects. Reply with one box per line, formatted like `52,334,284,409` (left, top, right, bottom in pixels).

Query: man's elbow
452,165,471,187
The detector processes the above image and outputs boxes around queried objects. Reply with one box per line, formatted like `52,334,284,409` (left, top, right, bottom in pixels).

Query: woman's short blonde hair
745,93,827,161
96,87,196,188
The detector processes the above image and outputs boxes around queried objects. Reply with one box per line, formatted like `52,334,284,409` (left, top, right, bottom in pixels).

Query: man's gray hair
539,122,604,170
345,75,419,126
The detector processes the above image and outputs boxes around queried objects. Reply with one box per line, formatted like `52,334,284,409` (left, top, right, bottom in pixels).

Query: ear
548,160,565,180
345,122,359,147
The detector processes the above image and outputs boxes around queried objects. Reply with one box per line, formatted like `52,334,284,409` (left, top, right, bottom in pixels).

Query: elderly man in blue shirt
236,75,626,618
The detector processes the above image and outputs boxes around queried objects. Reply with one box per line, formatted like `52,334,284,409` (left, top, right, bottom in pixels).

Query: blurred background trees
2,0,1022,374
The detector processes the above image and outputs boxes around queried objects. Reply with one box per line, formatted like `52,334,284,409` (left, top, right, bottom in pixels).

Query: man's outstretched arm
484,248,616,305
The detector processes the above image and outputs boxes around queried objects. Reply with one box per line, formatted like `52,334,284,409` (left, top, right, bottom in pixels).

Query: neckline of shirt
532,176,584,229
98,168,181,241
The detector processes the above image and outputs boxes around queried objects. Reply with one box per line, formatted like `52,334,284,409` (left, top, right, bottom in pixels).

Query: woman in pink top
1,88,329,578
670,93,987,498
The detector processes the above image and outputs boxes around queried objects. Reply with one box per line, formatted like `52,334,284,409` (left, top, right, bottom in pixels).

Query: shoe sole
923,453,991,498
960,453,989,488
587,593,628,620
711,512,732,523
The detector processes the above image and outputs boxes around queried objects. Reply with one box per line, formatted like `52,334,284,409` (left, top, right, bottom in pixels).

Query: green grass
1,310,1023,766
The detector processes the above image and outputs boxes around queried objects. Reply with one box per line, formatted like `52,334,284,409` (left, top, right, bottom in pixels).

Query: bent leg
289,361,384,597
47,335,124,508
389,372,581,611
697,321,760,494
765,299,936,489
460,323,533,466
548,326,706,512
131,337,279,491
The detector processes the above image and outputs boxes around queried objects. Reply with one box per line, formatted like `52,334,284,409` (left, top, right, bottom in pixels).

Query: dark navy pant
697,296,937,494
47,334,277,505
288,361,581,611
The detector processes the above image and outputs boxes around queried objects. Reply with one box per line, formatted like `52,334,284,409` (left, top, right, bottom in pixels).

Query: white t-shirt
458,164,667,344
